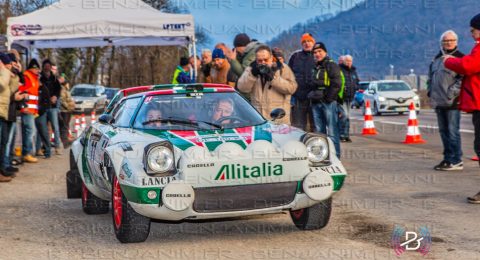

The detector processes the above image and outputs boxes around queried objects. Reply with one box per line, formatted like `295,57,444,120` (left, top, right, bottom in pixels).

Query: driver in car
144,105,163,128
212,98,234,124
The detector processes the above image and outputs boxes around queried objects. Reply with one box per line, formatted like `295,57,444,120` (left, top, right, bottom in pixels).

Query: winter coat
0,67,12,120
60,83,75,112
309,57,342,104
172,66,191,84
339,64,360,102
209,61,231,84
445,39,480,112
229,41,263,77
7,73,20,122
237,63,298,124
288,50,316,101
427,48,464,109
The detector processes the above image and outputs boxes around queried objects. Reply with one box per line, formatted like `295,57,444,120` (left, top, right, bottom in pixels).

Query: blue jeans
435,108,462,164
35,113,51,157
21,113,36,156
47,108,62,148
312,101,341,158
338,101,351,139
2,121,16,169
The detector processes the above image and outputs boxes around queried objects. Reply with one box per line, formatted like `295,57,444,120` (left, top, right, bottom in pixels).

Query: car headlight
305,137,329,164
413,95,419,101
144,143,175,175
378,96,386,102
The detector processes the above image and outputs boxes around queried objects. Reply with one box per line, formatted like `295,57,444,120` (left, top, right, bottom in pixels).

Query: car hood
377,91,415,99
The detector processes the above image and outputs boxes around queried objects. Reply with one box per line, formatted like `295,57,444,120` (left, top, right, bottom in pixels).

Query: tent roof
6,0,195,49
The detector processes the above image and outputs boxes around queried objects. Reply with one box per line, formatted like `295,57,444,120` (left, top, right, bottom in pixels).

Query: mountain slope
269,0,480,79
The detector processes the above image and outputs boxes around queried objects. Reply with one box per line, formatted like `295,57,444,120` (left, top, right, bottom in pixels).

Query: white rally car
66,84,347,243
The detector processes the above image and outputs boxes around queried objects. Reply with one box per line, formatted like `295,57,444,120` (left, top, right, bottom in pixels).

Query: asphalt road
1,115,480,260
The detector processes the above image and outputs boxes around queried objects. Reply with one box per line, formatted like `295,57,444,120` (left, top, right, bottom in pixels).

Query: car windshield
71,87,97,97
358,82,369,90
105,89,118,99
133,92,266,130
377,82,411,92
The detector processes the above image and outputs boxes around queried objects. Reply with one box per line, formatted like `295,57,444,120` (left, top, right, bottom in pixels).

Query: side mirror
270,108,286,121
368,89,376,95
98,114,115,125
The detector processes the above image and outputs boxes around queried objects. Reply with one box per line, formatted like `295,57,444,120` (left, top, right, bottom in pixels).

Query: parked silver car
71,84,107,113
362,80,420,115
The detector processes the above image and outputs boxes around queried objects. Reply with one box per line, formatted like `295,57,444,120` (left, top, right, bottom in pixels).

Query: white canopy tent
6,0,196,49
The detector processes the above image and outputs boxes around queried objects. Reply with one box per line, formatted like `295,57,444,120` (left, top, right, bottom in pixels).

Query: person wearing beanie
237,45,297,125
172,57,192,84
1,52,27,176
18,59,41,163
272,47,285,64
288,33,317,131
226,33,263,91
209,48,231,84
0,54,14,181
308,42,342,158
444,13,480,203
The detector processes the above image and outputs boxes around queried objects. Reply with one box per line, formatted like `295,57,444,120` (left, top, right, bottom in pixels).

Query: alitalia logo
214,163,283,180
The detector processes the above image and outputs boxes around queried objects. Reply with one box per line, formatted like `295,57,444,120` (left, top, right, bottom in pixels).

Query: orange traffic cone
91,110,96,124
362,100,377,135
404,102,425,144
50,133,55,143
472,156,479,161
74,116,80,137
81,114,86,129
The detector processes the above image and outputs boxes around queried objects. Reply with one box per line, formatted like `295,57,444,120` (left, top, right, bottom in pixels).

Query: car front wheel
112,174,151,243
290,198,332,230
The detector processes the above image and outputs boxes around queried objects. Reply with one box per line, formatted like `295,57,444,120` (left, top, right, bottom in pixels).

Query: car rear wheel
82,182,109,214
290,198,332,230
112,174,151,243
66,169,82,198
66,151,82,198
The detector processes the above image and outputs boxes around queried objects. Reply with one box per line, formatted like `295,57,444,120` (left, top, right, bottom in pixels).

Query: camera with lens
257,64,271,75
19,91,29,109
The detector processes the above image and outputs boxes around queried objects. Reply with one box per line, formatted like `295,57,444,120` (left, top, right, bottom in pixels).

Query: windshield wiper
142,117,223,130
142,117,197,126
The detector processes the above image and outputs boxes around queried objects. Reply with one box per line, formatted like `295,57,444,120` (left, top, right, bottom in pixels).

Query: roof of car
72,84,105,89
125,83,235,98
370,80,405,83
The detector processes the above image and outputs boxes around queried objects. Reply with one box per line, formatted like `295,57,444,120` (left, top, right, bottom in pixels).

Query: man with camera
237,45,297,125
308,42,342,158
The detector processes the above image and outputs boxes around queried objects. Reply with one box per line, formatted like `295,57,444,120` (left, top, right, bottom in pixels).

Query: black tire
82,182,109,214
290,198,332,230
66,169,82,198
112,174,151,243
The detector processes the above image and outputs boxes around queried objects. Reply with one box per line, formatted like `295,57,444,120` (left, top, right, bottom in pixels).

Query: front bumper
378,99,420,113
75,102,95,113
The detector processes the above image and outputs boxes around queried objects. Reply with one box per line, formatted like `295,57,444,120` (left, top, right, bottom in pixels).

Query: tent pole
192,37,197,83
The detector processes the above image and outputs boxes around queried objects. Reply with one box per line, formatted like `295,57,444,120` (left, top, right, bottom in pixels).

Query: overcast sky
178,0,364,48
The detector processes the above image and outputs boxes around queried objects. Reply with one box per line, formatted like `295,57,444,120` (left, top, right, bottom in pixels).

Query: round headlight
378,96,386,102
147,146,174,173
413,95,419,101
306,137,329,163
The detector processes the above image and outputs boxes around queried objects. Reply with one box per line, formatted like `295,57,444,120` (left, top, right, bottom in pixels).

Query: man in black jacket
288,33,316,130
339,55,360,143
308,42,342,158
40,59,62,155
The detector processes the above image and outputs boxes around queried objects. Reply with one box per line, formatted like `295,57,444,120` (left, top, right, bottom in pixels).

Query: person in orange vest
19,59,41,163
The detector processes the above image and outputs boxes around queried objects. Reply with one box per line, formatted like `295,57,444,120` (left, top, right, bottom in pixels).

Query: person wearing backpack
308,42,342,158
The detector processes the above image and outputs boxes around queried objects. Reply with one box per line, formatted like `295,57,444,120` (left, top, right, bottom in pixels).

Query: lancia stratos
66,84,348,243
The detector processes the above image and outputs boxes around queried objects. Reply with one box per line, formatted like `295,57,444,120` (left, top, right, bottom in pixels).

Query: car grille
386,97,411,104
193,182,298,213
75,101,83,104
